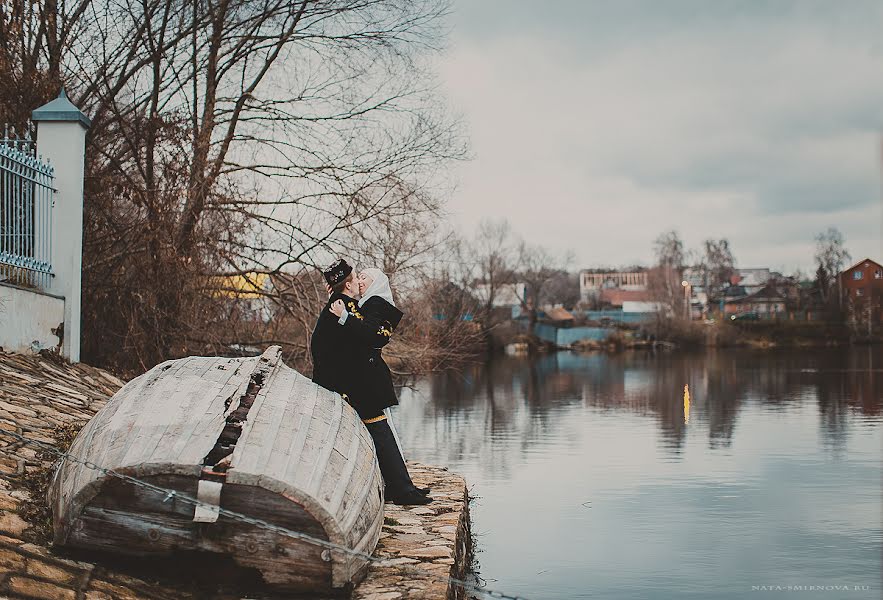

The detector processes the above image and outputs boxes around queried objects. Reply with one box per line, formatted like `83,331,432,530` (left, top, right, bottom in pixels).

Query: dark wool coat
310,292,358,402
310,293,404,420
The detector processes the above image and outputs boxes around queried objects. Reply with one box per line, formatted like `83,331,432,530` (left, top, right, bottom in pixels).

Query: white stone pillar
31,90,91,362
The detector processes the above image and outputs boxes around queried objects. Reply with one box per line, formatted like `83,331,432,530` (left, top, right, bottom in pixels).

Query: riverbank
652,319,879,350
0,350,471,599
522,318,880,353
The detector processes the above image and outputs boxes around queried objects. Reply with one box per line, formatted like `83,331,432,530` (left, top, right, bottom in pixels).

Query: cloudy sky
436,0,883,274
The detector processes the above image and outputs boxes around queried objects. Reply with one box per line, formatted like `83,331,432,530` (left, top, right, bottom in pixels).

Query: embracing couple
310,259,431,506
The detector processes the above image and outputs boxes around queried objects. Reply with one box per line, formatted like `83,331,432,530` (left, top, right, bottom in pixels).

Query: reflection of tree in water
398,357,587,478
609,349,883,452
569,352,690,451
816,378,849,454
398,348,882,473
716,347,883,452
695,352,744,449
813,347,881,453
845,347,881,417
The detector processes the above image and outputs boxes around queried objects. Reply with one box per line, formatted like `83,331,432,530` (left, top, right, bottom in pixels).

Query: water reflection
683,385,690,424
395,348,882,599
403,348,881,462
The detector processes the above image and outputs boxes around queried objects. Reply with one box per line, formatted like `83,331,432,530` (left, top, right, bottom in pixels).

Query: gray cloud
439,0,883,272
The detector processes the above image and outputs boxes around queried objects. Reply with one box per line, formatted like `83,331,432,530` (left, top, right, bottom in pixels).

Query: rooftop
545,307,575,321
841,257,883,274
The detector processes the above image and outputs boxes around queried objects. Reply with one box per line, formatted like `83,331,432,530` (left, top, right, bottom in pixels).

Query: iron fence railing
0,125,55,290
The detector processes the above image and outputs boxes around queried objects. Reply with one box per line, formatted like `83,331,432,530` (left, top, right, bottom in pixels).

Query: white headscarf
358,267,395,307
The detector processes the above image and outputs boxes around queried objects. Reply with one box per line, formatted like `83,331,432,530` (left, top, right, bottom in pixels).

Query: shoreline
508,319,881,355
353,463,473,600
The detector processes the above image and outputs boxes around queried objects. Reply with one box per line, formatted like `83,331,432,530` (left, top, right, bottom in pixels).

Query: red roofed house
840,258,883,326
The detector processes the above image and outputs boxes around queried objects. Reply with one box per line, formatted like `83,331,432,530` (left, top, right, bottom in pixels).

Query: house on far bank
840,258,883,326
579,268,647,304
681,267,708,310
723,284,787,318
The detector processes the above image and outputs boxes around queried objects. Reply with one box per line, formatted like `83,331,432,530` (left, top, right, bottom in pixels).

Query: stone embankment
0,350,471,599
355,463,471,600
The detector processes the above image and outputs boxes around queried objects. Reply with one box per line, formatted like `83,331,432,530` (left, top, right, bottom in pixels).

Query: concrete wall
0,282,64,353
534,323,611,346
621,301,663,314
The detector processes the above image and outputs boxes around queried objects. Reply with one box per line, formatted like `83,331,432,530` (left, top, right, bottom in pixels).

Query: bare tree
699,238,736,308
0,0,84,126
2,0,466,371
468,219,516,333
390,277,484,372
343,177,449,297
333,184,487,370
514,241,572,333
544,270,580,309
814,227,851,307
649,230,686,316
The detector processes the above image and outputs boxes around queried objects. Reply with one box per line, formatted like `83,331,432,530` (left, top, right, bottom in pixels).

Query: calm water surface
394,348,882,600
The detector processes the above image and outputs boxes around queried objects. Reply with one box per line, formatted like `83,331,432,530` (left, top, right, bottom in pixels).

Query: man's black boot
365,419,431,505
387,486,432,506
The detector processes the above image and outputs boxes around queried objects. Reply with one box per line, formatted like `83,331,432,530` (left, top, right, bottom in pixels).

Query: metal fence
0,125,55,290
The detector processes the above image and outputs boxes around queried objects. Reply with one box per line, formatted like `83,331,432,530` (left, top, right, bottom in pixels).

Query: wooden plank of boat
49,346,384,593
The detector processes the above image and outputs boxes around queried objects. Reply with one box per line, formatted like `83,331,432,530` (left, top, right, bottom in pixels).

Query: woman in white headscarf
357,267,395,308
329,267,430,504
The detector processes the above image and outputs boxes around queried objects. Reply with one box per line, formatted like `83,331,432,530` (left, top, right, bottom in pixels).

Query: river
394,348,882,600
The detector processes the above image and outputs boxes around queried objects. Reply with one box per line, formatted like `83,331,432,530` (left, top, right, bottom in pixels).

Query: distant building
731,268,771,295
722,284,786,318
699,267,788,318
681,267,708,311
579,269,647,303
840,258,883,325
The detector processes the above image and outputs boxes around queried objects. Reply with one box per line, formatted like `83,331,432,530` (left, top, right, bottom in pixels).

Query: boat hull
49,347,383,592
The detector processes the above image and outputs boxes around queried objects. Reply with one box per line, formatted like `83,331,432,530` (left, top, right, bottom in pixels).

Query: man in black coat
310,261,362,404
310,259,429,505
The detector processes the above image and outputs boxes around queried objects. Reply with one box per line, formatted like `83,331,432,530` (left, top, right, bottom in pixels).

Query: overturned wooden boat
49,346,384,593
